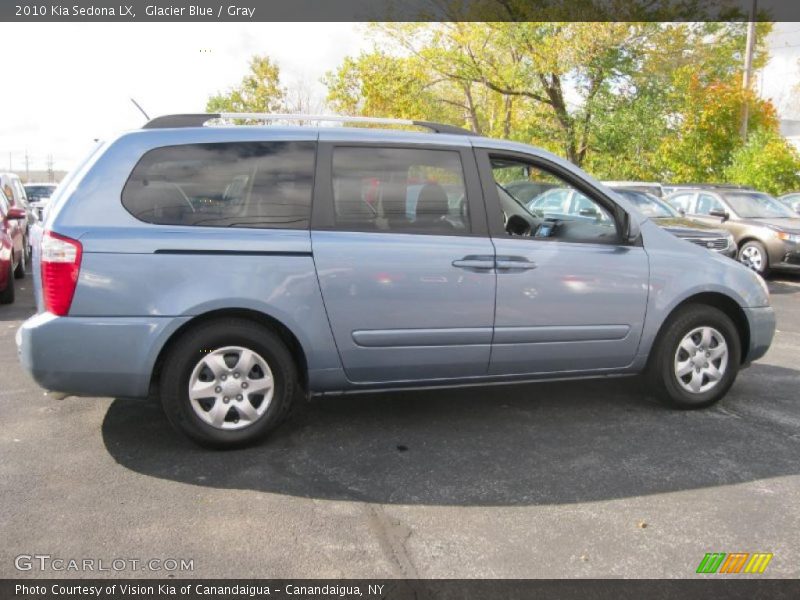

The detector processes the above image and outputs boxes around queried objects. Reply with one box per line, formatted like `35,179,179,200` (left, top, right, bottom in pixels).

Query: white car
24,182,58,220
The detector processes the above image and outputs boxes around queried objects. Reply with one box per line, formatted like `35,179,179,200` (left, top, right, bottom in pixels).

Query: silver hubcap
674,327,728,394
188,346,274,430
740,245,763,271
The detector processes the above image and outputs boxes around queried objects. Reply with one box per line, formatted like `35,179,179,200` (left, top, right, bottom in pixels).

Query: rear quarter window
121,141,316,229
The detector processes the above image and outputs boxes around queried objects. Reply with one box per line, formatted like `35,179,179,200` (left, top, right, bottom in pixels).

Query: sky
0,21,798,175
0,22,370,173
761,22,800,119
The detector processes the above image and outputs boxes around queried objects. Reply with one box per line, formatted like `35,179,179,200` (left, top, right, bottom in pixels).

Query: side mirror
506,214,532,237
6,207,26,220
624,212,641,243
709,208,729,222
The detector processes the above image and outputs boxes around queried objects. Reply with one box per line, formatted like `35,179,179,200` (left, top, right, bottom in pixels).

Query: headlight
776,231,800,243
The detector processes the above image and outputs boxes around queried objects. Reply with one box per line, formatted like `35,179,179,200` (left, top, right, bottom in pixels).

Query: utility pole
46,154,54,183
740,0,757,142
24,150,30,183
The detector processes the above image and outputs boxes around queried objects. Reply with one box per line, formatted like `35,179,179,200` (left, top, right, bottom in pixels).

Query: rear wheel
0,262,14,304
159,318,298,448
738,240,769,276
648,305,741,409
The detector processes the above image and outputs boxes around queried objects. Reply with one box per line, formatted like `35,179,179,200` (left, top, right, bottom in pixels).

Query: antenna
130,98,150,121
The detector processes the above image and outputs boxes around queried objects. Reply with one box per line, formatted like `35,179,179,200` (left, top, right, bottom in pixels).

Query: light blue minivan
17,114,776,447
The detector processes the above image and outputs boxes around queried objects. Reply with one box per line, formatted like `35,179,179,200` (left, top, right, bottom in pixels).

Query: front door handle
452,255,495,270
496,256,537,271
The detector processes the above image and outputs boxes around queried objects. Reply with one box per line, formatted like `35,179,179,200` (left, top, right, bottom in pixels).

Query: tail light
41,231,82,316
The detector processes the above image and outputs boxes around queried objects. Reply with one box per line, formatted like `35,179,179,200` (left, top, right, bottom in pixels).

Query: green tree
725,129,800,195
658,73,778,183
206,55,285,114
326,21,772,171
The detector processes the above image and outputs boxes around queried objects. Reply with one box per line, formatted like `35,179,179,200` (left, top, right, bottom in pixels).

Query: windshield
24,185,56,201
725,192,795,219
614,189,677,218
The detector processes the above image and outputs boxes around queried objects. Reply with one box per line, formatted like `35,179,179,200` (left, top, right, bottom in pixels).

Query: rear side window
331,147,470,234
122,142,316,229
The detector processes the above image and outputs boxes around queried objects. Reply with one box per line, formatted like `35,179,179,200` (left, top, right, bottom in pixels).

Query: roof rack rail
142,113,473,135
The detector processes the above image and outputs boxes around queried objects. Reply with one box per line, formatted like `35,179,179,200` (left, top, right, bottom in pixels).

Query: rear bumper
16,312,189,398
742,306,776,366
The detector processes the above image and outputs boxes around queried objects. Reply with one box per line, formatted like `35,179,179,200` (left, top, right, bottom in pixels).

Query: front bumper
775,246,800,270
741,306,776,365
16,312,189,398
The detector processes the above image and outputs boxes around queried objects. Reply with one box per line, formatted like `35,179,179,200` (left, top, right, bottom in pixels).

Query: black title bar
5,579,800,600
2,0,800,22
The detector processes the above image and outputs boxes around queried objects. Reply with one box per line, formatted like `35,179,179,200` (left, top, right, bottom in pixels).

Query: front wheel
648,305,741,409
159,318,299,448
738,240,769,276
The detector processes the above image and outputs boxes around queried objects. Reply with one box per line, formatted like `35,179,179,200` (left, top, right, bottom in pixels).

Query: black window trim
120,140,318,231
311,141,488,237
474,148,634,247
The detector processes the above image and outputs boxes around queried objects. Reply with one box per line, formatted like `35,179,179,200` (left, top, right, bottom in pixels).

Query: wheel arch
148,308,309,397
647,292,750,368
737,236,768,250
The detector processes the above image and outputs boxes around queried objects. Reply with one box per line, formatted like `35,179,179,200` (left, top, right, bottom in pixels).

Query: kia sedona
17,114,775,448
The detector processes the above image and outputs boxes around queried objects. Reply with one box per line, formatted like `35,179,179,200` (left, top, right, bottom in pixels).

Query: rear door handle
452,255,495,270
496,256,537,271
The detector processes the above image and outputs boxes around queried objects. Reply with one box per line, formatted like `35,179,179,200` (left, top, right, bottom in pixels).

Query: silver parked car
17,114,775,448
778,193,800,215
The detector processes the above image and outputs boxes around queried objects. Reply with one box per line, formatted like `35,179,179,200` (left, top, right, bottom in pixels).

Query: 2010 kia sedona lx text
16,114,776,448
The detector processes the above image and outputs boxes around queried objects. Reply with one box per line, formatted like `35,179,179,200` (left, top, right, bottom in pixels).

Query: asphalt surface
1,275,799,579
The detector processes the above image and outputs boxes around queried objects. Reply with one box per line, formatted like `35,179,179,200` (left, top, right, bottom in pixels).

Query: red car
0,188,26,303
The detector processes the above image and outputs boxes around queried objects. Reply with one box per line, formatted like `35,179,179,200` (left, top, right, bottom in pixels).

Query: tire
159,318,298,448
0,262,14,304
13,248,25,279
738,240,769,276
647,304,741,409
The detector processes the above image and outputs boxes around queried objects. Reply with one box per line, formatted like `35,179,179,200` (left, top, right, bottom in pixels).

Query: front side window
331,147,469,234
13,179,28,205
492,157,618,244
122,141,316,229
694,193,725,216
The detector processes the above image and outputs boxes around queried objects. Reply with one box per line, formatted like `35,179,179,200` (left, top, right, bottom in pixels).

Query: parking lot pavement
1,277,799,579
